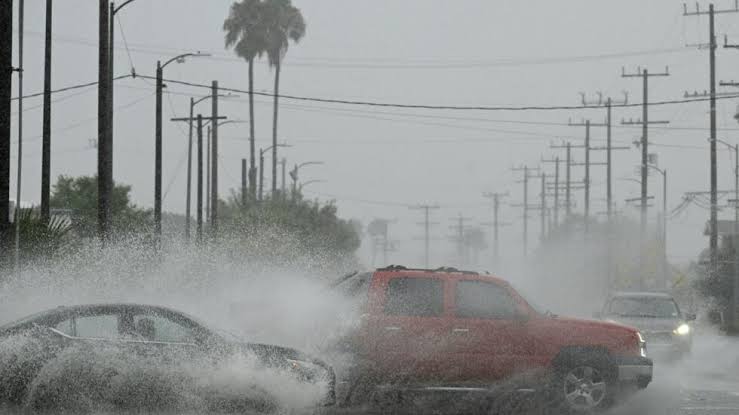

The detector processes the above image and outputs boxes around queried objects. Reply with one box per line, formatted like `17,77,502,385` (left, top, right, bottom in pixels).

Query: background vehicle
0,303,335,411
598,292,695,360
334,266,652,413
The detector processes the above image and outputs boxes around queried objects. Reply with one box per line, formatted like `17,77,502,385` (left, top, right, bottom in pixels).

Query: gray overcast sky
8,0,739,268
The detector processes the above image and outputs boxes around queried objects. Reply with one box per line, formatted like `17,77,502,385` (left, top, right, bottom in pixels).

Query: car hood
548,315,637,333
239,342,312,365
603,316,680,332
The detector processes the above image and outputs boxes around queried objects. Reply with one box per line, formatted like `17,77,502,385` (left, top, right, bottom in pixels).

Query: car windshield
608,297,679,318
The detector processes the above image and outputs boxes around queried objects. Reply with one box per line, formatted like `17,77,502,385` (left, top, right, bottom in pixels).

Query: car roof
1,303,204,331
373,267,509,285
609,291,674,299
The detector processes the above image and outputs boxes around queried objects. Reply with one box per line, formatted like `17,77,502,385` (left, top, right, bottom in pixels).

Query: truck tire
551,352,615,413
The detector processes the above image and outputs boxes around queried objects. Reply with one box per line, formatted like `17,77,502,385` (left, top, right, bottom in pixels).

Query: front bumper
614,355,653,388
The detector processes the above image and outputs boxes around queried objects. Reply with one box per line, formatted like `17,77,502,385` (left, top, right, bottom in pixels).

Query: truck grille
642,331,673,344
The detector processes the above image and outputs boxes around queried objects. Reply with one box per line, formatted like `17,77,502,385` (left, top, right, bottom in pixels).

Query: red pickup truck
335,266,652,413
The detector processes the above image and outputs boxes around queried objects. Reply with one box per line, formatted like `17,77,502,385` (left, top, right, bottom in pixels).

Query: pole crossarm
683,1,739,16
622,66,670,77
568,119,607,127
685,90,738,97
171,115,227,123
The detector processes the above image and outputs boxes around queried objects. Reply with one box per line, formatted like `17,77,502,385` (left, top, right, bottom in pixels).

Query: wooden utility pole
580,92,630,219
196,114,203,243
568,119,608,232
210,81,220,234
171,114,227,239
410,204,440,268
483,192,509,265
242,158,248,207
449,214,473,268
0,0,11,245
98,0,111,242
512,166,542,258
622,66,670,283
40,0,52,223
684,2,739,274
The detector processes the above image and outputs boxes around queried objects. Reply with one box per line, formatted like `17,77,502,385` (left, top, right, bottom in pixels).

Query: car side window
54,318,74,336
455,280,519,319
75,314,120,339
384,277,444,317
132,314,195,343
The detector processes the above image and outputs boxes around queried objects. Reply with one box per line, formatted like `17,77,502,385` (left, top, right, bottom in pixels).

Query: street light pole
259,144,293,201
154,53,208,245
290,161,324,198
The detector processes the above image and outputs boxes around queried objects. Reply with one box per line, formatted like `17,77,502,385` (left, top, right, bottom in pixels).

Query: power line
140,74,739,112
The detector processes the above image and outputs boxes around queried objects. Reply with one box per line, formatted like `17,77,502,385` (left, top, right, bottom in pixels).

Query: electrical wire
138,74,739,112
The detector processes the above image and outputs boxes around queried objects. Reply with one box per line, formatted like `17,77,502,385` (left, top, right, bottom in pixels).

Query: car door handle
452,328,470,334
384,326,401,331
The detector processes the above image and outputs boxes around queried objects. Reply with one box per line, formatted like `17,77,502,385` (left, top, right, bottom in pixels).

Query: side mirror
685,313,697,322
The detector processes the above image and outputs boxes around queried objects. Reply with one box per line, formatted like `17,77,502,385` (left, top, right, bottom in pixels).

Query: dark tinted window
132,314,195,343
384,277,443,317
608,297,679,318
75,314,120,339
456,281,519,319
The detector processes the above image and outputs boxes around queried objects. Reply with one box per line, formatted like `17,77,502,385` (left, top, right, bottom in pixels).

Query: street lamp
299,179,327,192
289,161,324,196
713,137,739,331
154,52,209,244
259,144,292,201
646,161,667,290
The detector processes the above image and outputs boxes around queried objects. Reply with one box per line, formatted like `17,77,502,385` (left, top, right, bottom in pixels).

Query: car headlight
637,331,647,357
286,359,324,381
673,323,690,336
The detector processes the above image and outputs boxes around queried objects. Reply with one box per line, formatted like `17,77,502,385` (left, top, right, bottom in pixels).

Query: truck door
448,278,530,382
366,275,452,383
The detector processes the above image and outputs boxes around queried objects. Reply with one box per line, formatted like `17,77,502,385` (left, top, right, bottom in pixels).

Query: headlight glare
673,323,690,336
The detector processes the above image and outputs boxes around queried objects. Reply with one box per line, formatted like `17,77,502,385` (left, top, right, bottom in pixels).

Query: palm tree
224,0,268,201
263,0,306,197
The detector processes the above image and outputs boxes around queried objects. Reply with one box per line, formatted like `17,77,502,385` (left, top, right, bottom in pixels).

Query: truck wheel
553,356,614,413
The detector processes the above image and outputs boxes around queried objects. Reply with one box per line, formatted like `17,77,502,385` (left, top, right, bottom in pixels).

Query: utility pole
483,192,509,265
40,0,52,223
196,114,203,243
684,1,739,277
210,81,219,235
13,0,23,272
154,60,163,244
259,148,264,201
720,38,739,329
281,158,287,197
580,92,630,219
450,214,473,268
206,126,211,220
241,158,247,207
0,0,11,248
550,141,587,219
98,0,111,243
622,66,670,279
410,204,440,268
171,113,226,238
185,98,194,240
541,157,561,227
511,166,541,258
568,119,608,233
540,173,547,241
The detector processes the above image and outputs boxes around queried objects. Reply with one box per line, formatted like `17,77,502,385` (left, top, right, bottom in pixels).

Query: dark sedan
0,303,335,412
